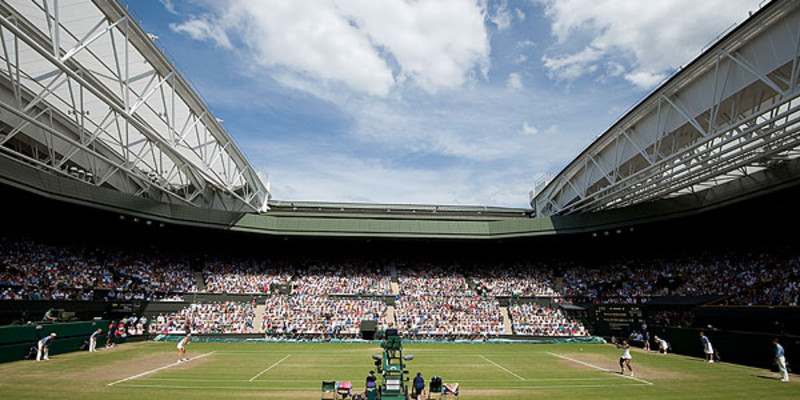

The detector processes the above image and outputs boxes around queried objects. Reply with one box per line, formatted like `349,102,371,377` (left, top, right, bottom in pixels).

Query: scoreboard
109,302,139,314
594,305,644,336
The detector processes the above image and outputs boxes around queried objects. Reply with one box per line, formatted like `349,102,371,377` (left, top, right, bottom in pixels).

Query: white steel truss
0,0,270,212
532,0,800,217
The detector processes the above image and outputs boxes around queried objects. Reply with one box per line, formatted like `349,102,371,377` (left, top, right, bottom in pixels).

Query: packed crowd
396,267,505,337
203,260,292,294
261,295,386,336
558,251,800,306
508,303,587,336
148,301,256,334
717,262,800,306
1,286,92,300
3,234,800,306
291,263,392,296
398,265,472,297
0,237,196,301
467,265,559,297
203,261,392,296
395,295,506,337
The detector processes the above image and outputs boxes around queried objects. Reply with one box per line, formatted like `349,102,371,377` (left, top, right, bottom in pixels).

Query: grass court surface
0,341,796,399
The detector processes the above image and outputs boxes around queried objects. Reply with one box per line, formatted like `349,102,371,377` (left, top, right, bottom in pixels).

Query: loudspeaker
360,320,377,340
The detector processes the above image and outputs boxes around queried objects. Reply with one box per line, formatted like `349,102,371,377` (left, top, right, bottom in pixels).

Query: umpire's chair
382,335,403,358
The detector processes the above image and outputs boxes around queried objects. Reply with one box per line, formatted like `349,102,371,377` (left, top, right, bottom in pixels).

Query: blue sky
128,0,764,208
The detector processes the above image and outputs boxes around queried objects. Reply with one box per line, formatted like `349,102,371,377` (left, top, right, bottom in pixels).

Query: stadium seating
3,234,799,338
148,301,256,334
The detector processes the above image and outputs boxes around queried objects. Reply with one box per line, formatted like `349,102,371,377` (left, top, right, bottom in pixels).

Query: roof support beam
661,94,707,137
720,49,787,98
61,16,126,62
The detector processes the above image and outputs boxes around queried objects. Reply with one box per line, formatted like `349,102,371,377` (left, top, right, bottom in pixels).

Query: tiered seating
508,303,586,336
395,266,505,338
261,295,386,336
148,301,256,334
5,234,800,337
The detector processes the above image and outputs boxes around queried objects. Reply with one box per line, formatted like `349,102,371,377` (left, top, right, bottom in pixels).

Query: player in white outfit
700,332,714,363
37,333,56,361
774,338,789,382
617,340,634,376
89,329,101,352
654,335,668,354
177,333,191,362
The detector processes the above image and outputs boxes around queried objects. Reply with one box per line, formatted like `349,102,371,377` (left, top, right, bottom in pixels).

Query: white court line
249,354,291,381
137,377,621,383
114,385,317,391
212,351,555,356
479,355,526,381
114,383,651,391
454,384,652,390
279,363,497,367
107,352,215,387
547,352,653,386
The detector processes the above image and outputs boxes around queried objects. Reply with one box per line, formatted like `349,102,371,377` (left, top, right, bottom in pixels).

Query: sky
129,0,766,208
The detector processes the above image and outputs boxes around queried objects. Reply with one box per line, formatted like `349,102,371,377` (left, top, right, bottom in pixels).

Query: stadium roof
0,0,269,212
532,0,800,216
268,200,530,218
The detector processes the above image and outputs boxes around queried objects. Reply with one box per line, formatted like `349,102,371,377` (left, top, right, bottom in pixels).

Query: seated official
385,323,399,337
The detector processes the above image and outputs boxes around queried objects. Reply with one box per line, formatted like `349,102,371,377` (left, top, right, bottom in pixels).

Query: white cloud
515,8,526,21
159,0,177,15
170,17,232,49
542,46,601,80
607,61,625,77
624,70,667,90
231,1,395,96
521,121,538,135
333,0,490,93
507,72,523,90
539,0,762,89
170,0,490,96
489,0,513,31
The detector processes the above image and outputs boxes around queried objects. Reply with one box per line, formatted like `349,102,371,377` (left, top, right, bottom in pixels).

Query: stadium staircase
194,271,207,292
500,306,513,335
385,305,396,325
390,264,400,295
254,304,266,333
